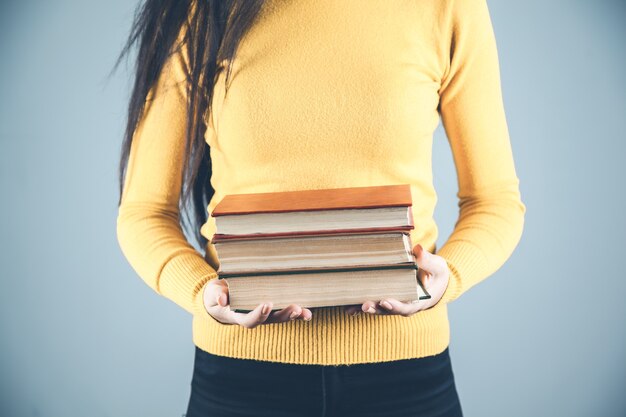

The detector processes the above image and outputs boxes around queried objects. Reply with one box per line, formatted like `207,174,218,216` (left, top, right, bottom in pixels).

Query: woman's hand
343,244,450,317
203,278,313,328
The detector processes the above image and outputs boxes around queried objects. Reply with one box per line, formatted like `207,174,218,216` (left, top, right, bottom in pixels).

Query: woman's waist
192,303,450,366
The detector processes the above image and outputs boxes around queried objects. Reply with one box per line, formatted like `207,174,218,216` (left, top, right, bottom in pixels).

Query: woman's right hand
202,278,313,328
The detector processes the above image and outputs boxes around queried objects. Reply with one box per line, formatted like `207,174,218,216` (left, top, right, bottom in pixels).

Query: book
225,265,431,313
210,184,431,311
211,183,414,238
214,231,416,275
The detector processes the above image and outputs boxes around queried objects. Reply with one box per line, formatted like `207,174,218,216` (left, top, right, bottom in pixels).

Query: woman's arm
435,0,526,305
116,41,218,319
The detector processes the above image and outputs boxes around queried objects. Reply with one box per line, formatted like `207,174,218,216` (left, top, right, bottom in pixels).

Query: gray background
1,0,624,416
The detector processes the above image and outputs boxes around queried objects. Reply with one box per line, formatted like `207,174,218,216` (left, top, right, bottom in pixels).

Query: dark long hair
114,0,264,247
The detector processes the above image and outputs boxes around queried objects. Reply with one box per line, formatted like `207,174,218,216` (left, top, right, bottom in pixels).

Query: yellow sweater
117,0,525,365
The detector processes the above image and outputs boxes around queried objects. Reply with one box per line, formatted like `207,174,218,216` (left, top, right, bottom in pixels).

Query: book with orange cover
211,184,414,241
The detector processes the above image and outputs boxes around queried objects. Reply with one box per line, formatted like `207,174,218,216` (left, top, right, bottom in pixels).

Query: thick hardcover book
211,184,414,238
214,231,416,275
212,183,413,215
221,264,431,312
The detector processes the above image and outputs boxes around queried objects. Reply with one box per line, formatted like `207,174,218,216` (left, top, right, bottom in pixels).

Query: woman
115,0,525,416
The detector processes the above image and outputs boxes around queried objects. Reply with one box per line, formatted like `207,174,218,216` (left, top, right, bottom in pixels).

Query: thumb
413,244,446,275
215,282,229,307
204,278,229,307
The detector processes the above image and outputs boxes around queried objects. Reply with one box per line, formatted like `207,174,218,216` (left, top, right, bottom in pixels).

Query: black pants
185,345,463,417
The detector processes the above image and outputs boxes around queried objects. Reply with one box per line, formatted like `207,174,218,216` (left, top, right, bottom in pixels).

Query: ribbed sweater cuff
159,252,219,317
435,240,489,305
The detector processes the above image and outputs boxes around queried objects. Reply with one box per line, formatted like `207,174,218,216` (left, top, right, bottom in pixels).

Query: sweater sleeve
434,0,526,305
116,41,219,318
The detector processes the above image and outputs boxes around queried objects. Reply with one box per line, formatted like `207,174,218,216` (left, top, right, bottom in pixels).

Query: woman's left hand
343,244,450,317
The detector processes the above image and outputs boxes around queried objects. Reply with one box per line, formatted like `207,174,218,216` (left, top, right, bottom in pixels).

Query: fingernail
367,306,376,314
304,315,312,321
262,304,270,315
289,311,299,320
380,301,392,310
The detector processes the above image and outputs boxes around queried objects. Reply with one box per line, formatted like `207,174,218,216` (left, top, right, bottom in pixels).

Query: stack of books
210,183,430,313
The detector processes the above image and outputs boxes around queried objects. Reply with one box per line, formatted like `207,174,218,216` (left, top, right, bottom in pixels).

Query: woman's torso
201,0,450,263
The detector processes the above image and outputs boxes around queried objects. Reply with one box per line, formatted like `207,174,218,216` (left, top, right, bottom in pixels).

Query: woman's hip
186,345,463,417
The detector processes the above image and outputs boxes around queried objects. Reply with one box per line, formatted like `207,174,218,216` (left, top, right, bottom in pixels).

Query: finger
377,298,419,317
263,305,314,323
413,244,447,275
362,300,388,315
343,305,361,316
266,304,302,323
235,302,273,329
300,308,313,321
417,267,432,289
215,283,229,307
204,278,229,308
